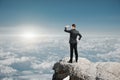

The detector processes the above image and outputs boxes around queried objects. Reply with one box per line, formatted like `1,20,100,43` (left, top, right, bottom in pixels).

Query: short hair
72,24,76,27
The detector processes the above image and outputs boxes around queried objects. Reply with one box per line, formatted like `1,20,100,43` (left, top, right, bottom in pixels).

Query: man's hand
65,25,70,28
78,35,82,40
64,25,71,33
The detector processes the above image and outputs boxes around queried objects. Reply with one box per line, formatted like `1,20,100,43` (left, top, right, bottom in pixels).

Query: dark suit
64,27,82,62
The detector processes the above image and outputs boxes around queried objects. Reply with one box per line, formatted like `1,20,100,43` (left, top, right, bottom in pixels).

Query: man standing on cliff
64,24,82,63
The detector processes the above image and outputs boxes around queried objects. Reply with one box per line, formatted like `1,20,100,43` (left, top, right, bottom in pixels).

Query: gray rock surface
52,57,120,80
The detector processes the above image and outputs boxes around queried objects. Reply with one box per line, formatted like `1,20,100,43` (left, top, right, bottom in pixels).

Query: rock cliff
52,57,120,80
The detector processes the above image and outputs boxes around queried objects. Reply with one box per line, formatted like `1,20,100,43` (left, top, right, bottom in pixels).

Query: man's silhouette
64,24,82,63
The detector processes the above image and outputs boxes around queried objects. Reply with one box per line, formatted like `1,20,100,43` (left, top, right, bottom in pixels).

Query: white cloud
78,37,120,62
1,78,13,80
31,61,55,70
0,36,120,79
0,65,17,76
0,56,35,65
17,74,52,80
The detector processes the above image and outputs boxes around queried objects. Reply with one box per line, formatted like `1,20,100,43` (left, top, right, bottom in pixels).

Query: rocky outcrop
52,57,120,80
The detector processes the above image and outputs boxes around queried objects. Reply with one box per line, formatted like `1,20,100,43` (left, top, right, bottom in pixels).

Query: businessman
64,24,82,63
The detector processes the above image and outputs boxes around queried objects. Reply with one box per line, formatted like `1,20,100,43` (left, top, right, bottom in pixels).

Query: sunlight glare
20,32,37,39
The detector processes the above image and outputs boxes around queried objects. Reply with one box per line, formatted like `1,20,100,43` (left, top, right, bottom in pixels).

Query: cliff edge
52,57,120,80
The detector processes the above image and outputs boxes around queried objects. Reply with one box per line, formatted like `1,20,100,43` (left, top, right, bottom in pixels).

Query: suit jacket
64,27,82,44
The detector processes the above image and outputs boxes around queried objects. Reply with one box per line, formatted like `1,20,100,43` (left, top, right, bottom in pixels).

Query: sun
20,32,37,39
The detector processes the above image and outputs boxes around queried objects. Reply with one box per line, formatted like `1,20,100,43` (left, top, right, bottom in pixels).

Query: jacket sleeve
64,27,71,33
78,32,82,40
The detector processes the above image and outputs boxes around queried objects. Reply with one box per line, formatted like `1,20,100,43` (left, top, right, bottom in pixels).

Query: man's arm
64,27,71,33
78,32,82,40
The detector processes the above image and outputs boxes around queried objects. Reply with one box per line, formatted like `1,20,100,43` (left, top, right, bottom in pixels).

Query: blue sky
0,0,120,36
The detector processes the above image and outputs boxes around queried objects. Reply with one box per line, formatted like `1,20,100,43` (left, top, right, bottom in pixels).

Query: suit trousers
69,43,78,62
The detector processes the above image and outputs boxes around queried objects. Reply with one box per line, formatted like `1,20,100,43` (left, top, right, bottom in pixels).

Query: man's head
72,24,76,29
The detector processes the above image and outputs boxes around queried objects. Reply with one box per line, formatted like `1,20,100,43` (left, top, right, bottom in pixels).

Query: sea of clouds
0,36,120,80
